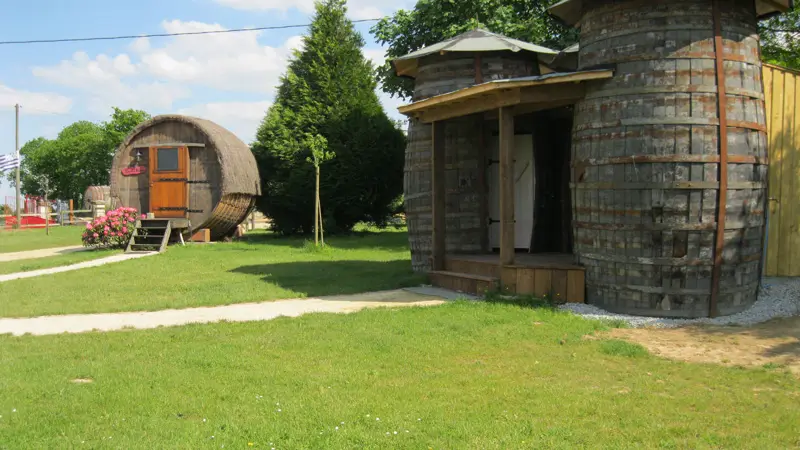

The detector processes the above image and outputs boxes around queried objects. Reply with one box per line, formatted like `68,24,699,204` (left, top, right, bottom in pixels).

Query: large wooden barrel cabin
395,0,792,318
109,115,260,240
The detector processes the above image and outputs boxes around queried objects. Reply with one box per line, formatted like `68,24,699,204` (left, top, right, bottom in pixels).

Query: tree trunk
314,166,321,246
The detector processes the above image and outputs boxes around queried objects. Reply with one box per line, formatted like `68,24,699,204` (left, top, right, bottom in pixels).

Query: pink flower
104,226,110,232
103,230,108,235
128,217,134,222
141,214,147,219
86,223,92,229
122,227,128,233
93,233,99,238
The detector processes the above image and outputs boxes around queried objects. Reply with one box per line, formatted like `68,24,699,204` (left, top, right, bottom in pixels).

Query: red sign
122,166,147,176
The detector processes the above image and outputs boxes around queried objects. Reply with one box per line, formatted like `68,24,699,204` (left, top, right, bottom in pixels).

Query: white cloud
136,20,299,93
213,0,414,21
0,83,72,115
32,52,189,114
178,101,272,143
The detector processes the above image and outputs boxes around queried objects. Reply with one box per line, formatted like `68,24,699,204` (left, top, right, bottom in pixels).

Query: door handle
769,197,779,202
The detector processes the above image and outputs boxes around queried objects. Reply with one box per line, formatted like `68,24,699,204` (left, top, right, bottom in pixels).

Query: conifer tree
252,0,406,234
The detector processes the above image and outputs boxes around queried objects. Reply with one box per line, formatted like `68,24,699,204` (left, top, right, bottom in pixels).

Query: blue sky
0,0,414,202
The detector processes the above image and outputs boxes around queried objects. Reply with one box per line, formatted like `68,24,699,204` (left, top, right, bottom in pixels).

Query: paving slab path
0,252,158,283
0,245,86,262
0,287,459,336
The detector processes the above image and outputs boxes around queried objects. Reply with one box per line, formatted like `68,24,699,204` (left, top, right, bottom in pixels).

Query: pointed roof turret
392,28,558,78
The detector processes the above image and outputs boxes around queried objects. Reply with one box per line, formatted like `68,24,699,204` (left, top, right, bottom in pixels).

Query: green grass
0,302,798,448
599,339,649,358
0,249,120,275
0,229,425,318
0,226,84,253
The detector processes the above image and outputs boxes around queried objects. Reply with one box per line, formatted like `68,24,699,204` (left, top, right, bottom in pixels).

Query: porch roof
548,0,793,27
397,69,613,123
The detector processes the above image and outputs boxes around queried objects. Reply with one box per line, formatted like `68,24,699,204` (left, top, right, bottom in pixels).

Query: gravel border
559,277,800,328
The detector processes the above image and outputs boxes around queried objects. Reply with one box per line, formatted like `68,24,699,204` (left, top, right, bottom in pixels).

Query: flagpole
14,104,21,229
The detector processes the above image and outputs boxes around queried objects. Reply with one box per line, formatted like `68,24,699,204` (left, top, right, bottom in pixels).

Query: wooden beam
398,70,614,116
519,83,586,104
499,107,515,266
133,142,205,149
415,89,521,123
431,120,446,271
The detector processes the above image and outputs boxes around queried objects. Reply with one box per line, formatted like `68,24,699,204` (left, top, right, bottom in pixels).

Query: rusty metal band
572,155,766,167
570,181,764,190
580,52,759,65
710,0,728,318
583,85,765,100
573,219,763,231
573,118,768,132
581,24,757,48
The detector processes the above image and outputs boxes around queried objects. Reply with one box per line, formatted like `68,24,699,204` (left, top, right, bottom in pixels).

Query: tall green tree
252,0,406,234
371,0,576,100
8,108,151,201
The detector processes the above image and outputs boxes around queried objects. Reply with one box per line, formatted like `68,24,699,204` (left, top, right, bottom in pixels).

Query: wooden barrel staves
83,185,111,210
405,54,537,272
571,0,767,317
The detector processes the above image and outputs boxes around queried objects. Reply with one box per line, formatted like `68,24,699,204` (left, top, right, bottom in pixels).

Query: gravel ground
559,277,800,328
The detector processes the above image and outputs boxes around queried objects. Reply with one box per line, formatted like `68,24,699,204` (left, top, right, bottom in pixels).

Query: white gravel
559,277,800,328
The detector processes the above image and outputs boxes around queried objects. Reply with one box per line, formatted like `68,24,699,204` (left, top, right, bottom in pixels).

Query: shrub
82,207,139,249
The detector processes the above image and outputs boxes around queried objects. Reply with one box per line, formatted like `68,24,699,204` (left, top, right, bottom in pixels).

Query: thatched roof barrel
110,114,260,240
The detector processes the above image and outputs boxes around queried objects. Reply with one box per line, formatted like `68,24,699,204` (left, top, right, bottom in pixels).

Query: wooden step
444,257,500,278
429,271,499,296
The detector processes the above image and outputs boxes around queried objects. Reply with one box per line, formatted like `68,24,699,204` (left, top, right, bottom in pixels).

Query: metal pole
44,178,49,236
14,104,21,230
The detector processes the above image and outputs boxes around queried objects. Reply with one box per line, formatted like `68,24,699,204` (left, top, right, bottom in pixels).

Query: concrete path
0,252,158,283
0,288,458,336
0,245,86,263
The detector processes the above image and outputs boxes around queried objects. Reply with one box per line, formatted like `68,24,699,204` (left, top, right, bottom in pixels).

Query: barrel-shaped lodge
110,115,260,240
396,0,793,318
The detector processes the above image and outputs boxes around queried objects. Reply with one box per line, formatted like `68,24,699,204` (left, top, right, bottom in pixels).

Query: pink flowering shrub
82,207,139,249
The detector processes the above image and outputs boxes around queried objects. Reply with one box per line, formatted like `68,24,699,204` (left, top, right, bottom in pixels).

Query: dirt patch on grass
610,317,800,376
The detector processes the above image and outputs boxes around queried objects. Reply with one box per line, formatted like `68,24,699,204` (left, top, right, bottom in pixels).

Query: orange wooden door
149,146,189,218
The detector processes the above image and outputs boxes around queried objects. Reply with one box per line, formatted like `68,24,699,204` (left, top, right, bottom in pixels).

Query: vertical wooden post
710,0,729,318
432,120,446,271
69,199,74,225
499,107,515,266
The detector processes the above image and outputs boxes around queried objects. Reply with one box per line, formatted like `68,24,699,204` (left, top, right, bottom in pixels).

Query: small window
157,147,179,172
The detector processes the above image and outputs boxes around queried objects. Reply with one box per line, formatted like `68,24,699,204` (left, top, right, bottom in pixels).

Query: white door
488,134,535,250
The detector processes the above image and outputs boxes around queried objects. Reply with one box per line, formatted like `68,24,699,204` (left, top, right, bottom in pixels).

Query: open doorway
486,106,573,254
531,107,573,254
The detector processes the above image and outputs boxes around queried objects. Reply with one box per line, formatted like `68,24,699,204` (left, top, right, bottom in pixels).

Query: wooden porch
429,253,586,302
400,71,613,300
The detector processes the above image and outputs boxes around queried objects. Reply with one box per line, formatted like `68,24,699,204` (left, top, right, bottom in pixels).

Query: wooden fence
764,63,800,277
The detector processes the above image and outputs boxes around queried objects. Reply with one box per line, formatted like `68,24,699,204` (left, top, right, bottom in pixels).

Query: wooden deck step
429,271,498,296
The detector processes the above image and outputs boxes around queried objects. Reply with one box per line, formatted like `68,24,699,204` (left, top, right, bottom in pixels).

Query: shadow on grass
238,230,411,252
230,260,426,297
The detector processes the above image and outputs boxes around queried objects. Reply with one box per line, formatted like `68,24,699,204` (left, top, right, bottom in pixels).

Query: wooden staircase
429,256,500,296
125,219,172,253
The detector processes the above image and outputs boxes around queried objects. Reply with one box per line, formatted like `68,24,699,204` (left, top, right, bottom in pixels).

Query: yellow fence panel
764,64,800,277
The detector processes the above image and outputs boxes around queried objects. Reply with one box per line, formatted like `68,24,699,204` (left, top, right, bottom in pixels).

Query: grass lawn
0,302,797,448
0,226,84,253
0,249,120,275
0,229,425,318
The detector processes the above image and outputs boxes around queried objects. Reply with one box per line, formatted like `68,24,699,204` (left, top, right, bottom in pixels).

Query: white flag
0,154,20,173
